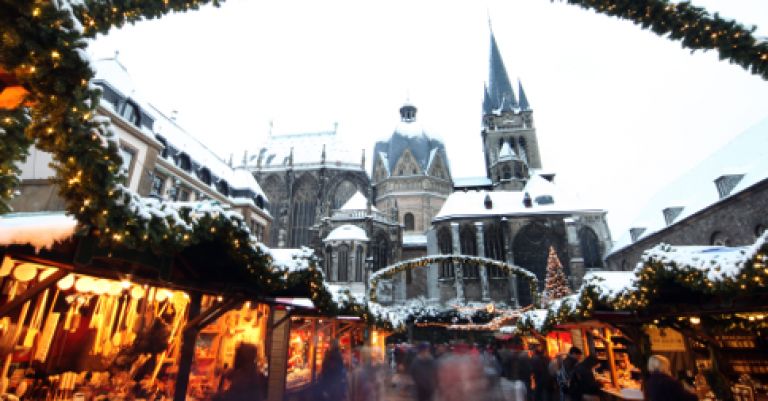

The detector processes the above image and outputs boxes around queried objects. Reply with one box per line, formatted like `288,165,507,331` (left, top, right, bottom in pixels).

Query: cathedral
248,30,612,307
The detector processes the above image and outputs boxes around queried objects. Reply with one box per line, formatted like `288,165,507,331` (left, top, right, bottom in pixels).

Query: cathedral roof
485,31,518,114
252,131,364,171
324,224,369,242
518,80,531,111
373,103,449,177
498,142,518,161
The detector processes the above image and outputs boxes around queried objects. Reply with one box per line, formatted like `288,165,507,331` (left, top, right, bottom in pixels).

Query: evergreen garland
557,0,768,80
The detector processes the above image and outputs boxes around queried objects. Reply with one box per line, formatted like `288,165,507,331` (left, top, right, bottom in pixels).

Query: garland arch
368,254,540,305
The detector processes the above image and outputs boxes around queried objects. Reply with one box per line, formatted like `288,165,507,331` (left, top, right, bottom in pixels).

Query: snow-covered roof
641,243,755,283
435,175,598,221
252,131,363,170
324,224,369,242
92,58,267,201
0,212,78,252
581,270,637,300
403,234,427,247
339,191,378,212
269,247,314,272
453,176,493,188
609,116,768,255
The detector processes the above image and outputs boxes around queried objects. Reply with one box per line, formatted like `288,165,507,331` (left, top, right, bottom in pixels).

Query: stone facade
606,179,768,271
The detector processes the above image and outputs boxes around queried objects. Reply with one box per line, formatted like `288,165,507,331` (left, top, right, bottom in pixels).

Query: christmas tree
544,246,571,304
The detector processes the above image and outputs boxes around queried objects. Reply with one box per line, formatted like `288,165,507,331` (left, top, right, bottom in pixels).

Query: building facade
605,117,768,271
12,58,271,238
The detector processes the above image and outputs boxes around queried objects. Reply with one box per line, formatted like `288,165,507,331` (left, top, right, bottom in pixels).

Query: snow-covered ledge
0,212,78,252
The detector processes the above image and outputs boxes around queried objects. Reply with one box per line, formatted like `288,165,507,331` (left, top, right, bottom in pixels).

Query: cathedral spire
518,79,531,111
487,30,517,113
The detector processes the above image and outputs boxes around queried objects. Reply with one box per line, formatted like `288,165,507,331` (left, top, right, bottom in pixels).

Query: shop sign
647,326,686,352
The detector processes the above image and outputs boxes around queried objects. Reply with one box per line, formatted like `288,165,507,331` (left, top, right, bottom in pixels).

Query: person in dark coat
409,342,438,401
318,340,348,401
643,355,698,401
507,340,533,400
558,346,583,401
569,355,601,401
214,343,267,401
530,346,555,401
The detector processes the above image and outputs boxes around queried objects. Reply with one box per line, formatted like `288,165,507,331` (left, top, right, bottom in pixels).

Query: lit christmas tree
544,246,571,304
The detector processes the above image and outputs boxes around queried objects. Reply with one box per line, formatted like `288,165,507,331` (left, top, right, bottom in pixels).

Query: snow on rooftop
403,234,427,246
609,116,768,255
339,191,377,212
0,212,78,252
498,142,517,161
324,224,369,242
582,270,637,300
269,247,314,272
435,176,594,220
453,176,493,187
93,58,134,98
254,131,363,169
641,243,757,283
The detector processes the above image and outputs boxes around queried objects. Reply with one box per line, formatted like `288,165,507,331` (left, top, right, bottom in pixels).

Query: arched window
355,246,364,282
121,101,140,126
502,166,512,180
513,223,558,305
216,179,230,196
332,180,358,210
177,153,192,172
325,245,333,279
460,225,478,278
438,226,454,278
338,244,349,281
579,227,603,268
710,231,730,246
289,175,319,247
404,213,415,231
484,224,505,278
198,167,212,185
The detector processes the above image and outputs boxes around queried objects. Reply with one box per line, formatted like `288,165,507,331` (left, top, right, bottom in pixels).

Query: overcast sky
88,0,768,240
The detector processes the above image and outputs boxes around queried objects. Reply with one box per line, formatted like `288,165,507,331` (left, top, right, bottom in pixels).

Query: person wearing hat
409,343,437,401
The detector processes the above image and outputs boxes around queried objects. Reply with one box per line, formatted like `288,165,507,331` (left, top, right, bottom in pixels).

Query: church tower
482,31,542,191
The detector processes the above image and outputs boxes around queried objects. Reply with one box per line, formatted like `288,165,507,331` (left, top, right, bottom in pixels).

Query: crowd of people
212,338,702,401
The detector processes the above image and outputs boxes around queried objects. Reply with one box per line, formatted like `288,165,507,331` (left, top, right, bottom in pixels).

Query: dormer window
714,174,744,199
629,227,646,242
120,101,140,126
198,167,212,185
662,206,684,226
176,152,191,172
535,195,554,205
217,180,230,196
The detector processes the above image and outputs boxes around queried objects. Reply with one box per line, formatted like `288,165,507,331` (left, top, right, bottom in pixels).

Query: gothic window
371,232,389,271
404,213,415,231
325,245,333,279
289,175,318,247
513,223,558,304
508,137,515,147
338,244,349,281
332,180,358,210
502,166,512,180
579,227,603,268
484,224,505,278
262,175,284,247
438,226,454,278
355,246,364,282
460,225,478,278
498,138,504,148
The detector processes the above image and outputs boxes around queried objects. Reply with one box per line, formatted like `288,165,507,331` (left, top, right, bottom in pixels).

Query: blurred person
410,342,438,401
351,346,381,401
531,345,555,401
643,355,698,401
506,338,532,401
213,343,267,401
317,339,348,401
556,347,582,401
438,344,487,401
569,355,601,401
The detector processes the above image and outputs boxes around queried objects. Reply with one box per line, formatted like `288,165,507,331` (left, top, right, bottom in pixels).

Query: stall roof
0,212,77,252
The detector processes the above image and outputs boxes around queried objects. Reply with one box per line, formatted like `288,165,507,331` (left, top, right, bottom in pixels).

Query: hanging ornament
13,263,39,282
57,274,75,290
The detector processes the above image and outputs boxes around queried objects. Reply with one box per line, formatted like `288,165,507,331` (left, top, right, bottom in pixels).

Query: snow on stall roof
609,116,768,255
324,224,369,242
0,212,78,252
435,176,595,221
640,242,759,283
268,247,314,272
582,270,637,299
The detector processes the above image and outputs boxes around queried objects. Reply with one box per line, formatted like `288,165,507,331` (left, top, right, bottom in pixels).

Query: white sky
88,0,768,240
